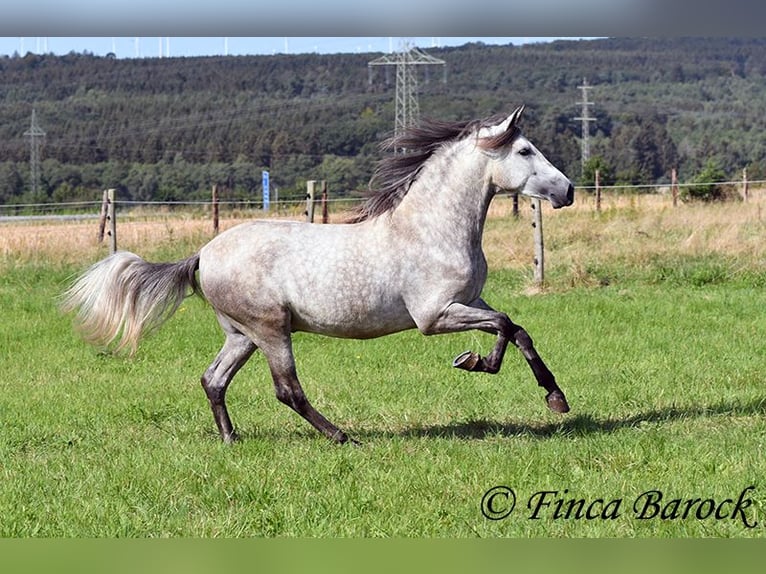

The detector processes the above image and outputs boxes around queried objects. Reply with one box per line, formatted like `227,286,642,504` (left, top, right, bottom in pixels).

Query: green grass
1,256,766,537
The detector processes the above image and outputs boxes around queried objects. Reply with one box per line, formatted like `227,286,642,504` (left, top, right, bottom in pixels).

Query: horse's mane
346,112,519,224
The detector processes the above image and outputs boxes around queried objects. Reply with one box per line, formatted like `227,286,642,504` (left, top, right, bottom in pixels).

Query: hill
1,37,765,207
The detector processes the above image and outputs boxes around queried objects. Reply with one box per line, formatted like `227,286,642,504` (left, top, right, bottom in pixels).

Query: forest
1,37,765,208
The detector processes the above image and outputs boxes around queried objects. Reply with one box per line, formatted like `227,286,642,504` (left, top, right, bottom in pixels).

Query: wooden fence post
97,189,108,242
595,169,601,212
531,197,544,287
321,181,328,223
212,184,220,235
671,168,678,207
743,167,749,202
306,180,316,223
106,188,117,254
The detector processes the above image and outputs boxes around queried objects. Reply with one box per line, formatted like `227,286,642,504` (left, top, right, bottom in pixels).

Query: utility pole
368,40,446,145
23,108,46,198
574,77,596,176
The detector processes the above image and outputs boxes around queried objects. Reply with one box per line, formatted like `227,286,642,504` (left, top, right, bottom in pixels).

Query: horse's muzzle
566,184,575,205
552,184,575,209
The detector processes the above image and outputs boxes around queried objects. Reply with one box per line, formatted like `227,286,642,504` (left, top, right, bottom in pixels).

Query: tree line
1,37,765,208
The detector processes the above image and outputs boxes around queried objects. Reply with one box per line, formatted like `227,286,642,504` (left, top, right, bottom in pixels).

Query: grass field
1,192,765,537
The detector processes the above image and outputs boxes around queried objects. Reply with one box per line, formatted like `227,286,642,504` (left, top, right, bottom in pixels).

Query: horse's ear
505,105,525,132
510,105,525,126
492,105,525,136
479,106,525,150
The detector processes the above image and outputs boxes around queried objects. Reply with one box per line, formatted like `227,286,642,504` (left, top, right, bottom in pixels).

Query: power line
0,92,391,161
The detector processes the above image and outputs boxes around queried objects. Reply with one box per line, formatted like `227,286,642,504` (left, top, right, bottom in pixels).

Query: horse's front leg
425,299,570,414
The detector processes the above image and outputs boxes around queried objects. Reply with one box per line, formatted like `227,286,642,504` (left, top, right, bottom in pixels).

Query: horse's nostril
566,184,575,204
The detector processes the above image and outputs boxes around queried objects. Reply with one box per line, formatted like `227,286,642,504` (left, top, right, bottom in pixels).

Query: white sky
0,37,568,59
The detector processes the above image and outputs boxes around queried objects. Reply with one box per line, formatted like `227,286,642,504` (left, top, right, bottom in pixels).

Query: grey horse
62,107,574,444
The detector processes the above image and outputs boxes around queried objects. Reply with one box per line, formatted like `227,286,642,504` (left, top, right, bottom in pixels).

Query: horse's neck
391,143,493,250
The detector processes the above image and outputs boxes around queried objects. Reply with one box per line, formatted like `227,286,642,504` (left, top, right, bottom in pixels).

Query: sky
0,1,760,40
0,37,569,59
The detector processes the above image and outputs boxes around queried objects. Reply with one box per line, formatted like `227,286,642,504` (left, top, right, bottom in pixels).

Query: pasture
1,193,765,537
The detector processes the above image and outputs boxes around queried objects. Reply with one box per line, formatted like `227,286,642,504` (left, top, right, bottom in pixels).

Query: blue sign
262,170,270,211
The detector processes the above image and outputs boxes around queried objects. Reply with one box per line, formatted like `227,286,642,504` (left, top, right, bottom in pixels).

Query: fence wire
1,179,764,221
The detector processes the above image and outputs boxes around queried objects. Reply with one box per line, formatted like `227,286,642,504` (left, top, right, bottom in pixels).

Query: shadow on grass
357,396,766,441
223,397,766,445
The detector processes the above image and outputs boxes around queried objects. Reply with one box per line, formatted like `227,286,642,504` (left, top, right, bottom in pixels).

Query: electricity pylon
574,77,596,176
23,108,46,197
368,40,446,143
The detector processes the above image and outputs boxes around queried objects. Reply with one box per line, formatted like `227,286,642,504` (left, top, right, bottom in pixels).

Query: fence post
97,189,108,242
306,180,316,223
512,193,519,219
106,188,117,254
321,181,328,223
743,167,749,202
595,169,601,212
671,168,678,207
212,184,220,235
531,197,544,287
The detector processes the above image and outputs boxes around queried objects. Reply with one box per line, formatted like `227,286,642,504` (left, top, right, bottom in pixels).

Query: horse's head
479,106,574,209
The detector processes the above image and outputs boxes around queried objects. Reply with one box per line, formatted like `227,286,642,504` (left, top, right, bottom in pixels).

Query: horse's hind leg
201,317,257,443
258,326,353,444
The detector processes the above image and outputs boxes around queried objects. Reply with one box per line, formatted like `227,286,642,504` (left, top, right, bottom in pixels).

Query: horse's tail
61,251,201,355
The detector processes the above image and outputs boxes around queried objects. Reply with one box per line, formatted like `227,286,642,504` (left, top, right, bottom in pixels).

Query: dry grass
484,189,766,285
1,214,250,268
3,190,765,285
0,203,345,267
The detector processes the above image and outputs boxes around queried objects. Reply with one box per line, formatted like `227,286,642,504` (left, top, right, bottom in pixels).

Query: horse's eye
519,147,532,156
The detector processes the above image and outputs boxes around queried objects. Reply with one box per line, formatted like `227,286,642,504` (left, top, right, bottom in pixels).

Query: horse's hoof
222,430,240,444
453,351,481,371
331,429,359,446
546,390,570,413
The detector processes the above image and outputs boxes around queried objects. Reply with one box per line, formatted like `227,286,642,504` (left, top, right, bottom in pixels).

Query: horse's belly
290,299,416,339
290,290,415,339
